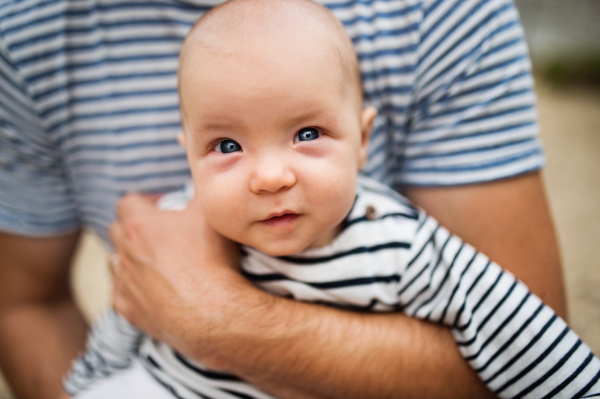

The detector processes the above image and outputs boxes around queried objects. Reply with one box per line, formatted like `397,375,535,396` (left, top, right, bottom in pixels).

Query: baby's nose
249,156,296,193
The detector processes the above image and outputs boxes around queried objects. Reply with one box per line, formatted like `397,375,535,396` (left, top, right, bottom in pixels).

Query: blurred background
511,0,600,357
1,0,599,397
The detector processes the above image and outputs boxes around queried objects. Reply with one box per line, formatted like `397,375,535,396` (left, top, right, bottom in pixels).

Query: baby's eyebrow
200,122,239,131
286,110,328,126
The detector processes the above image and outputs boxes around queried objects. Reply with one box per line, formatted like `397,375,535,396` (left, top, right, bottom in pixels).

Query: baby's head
178,0,377,256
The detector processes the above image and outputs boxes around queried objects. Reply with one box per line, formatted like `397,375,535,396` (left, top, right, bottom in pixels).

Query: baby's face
180,40,374,256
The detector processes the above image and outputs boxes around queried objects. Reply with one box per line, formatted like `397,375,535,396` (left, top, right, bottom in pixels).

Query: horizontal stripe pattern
0,0,543,238
66,175,600,398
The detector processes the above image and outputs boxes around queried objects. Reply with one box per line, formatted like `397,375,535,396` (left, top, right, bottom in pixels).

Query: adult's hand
109,194,246,365
110,193,495,399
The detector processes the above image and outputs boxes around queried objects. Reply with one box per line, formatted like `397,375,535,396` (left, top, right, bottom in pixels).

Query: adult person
0,0,566,398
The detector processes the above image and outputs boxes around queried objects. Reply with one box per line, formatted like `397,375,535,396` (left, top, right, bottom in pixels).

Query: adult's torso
0,0,425,238
0,0,539,239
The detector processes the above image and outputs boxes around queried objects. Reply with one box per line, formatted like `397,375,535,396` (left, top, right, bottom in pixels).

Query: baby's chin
235,225,342,257
241,238,325,257
247,242,309,257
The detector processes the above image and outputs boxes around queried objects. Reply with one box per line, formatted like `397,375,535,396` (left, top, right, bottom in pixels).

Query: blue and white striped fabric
0,0,543,239
65,175,600,399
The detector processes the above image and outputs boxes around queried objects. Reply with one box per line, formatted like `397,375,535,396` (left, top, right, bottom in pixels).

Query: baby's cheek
198,183,241,231
317,170,356,218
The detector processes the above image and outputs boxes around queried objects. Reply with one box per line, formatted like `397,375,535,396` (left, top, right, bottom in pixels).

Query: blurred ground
0,78,599,398
535,81,600,352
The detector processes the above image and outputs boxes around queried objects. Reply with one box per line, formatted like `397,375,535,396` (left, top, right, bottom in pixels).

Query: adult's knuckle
123,218,142,237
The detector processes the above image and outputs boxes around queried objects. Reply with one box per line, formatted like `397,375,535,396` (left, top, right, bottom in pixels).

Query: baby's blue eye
295,128,321,142
216,139,242,153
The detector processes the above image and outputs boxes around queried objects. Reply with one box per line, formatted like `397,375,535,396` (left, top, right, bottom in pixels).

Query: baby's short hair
178,0,362,109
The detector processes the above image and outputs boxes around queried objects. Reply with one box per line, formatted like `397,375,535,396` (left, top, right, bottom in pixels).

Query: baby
65,0,600,398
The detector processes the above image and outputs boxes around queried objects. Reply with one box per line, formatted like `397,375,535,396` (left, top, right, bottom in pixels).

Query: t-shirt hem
393,162,545,189
0,222,81,238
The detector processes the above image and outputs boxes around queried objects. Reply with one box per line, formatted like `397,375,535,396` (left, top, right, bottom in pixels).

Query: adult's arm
114,178,570,398
110,170,564,399
237,171,566,399
0,231,88,399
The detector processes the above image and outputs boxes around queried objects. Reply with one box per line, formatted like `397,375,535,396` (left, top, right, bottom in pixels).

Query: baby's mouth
260,212,301,227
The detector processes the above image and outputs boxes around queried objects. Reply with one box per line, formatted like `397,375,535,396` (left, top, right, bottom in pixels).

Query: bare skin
0,231,88,399
108,170,563,399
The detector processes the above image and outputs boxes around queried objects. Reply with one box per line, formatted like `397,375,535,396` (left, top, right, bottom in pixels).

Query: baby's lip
262,210,299,221
260,211,301,228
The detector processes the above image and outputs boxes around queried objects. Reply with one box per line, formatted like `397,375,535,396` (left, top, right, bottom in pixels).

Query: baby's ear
358,106,377,169
177,132,187,149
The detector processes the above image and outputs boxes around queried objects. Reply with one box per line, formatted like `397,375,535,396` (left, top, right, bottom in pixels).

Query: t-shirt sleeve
400,0,543,186
0,41,80,236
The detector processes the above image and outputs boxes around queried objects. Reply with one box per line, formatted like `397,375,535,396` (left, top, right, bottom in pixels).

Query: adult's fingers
112,279,144,330
108,221,134,265
108,217,152,268
111,256,145,323
111,258,162,340
108,220,135,257
110,246,149,307
115,193,161,222
108,252,121,278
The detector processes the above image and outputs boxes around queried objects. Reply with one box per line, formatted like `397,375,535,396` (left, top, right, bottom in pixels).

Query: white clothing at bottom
73,360,174,399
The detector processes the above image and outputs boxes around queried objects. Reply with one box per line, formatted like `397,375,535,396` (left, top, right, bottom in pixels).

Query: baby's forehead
186,0,348,46
179,0,361,101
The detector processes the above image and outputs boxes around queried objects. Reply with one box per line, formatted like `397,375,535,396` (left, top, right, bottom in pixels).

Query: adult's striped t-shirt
0,0,543,239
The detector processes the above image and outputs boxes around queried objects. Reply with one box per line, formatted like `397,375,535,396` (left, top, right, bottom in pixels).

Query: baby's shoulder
352,174,421,221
